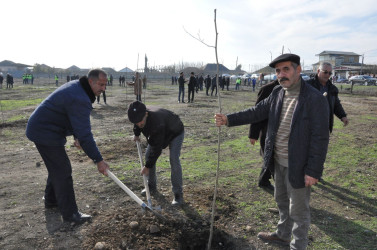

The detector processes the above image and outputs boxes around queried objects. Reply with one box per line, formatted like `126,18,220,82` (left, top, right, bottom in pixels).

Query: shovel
136,141,152,207
106,169,166,220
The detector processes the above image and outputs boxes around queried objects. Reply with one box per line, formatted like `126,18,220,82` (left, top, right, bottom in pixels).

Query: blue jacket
227,79,329,188
26,78,103,163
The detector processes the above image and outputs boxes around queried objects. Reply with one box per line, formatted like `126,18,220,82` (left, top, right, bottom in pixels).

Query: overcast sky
2,0,377,72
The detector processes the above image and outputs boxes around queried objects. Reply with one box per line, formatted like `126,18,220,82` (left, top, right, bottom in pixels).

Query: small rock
129,221,139,229
36,162,41,167
267,208,279,214
149,224,160,234
246,225,253,232
94,242,107,249
19,214,23,218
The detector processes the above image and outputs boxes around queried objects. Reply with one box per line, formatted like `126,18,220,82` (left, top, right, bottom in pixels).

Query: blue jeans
35,144,78,219
274,162,311,250
145,131,184,194
178,86,185,102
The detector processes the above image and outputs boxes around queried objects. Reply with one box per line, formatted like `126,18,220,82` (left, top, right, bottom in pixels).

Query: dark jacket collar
79,76,96,103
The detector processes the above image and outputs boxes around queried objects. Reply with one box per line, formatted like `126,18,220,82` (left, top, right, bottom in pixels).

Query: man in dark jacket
26,68,110,224
249,80,279,191
205,74,211,96
128,101,185,205
6,73,14,89
215,54,329,249
178,72,186,103
198,74,204,91
211,74,217,96
306,62,348,132
188,72,197,103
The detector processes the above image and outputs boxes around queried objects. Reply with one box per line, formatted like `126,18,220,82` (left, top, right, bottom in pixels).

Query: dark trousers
36,144,78,219
188,87,195,102
258,133,273,185
97,91,107,103
178,86,185,102
136,94,141,102
211,85,217,96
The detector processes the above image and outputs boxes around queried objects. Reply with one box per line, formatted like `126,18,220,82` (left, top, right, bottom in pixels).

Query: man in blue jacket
215,54,329,249
26,68,110,224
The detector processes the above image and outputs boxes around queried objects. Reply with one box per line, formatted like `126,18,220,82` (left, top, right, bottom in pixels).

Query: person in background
142,74,147,89
306,62,349,133
26,68,110,224
188,72,197,103
178,72,186,103
211,74,218,96
249,80,280,191
215,54,329,249
6,73,14,89
127,72,143,101
205,74,211,96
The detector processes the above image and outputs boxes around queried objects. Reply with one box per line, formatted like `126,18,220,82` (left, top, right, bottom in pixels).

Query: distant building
313,51,362,77
0,60,32,77
202,63,230,72
119,67,134,73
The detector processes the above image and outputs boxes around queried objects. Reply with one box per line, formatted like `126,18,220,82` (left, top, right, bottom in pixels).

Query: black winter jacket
306,75,347,133
133,107,184,168
227,79,329,188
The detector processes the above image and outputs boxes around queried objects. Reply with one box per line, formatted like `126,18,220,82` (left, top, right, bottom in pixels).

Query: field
0,78,376,249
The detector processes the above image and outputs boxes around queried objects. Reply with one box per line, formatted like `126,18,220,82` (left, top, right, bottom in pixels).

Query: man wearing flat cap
128,101,185,205
215,53,329,249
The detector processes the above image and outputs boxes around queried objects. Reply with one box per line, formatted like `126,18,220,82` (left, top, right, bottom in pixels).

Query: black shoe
42,196,58,209
257,232,289,246
141,186,157,196
172,193,184,205
259,183,274,191
182,101,185,103
63,211,92,224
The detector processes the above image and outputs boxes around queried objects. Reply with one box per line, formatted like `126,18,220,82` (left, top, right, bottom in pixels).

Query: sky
2,0,377,72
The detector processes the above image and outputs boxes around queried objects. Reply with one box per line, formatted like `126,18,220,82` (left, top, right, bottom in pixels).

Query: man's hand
214,113,228,127
250,138,257,145
97,160,110,176
74,139,81,149
341,117,349,127
305,175,318,187
133,136,140,142
141,166,149,176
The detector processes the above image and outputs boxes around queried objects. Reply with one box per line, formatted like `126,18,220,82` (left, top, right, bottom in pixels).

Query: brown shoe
257,232,289,246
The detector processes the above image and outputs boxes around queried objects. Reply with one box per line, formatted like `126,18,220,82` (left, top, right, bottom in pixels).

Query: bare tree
184,9,221,250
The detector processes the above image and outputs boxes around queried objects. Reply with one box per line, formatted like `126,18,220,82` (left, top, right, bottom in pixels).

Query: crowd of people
20,53,352,249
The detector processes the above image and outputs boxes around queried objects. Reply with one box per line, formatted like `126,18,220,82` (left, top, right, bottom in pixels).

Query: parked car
251,73,259,79
263,74,277,82
349,75,377,86
300,73,310,81
336,77,348,83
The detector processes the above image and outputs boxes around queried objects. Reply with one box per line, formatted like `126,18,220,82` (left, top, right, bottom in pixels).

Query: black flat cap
127,101,146,123
269,53,300,68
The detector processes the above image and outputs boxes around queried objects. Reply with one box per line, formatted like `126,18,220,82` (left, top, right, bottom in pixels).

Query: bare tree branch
183,26,215,48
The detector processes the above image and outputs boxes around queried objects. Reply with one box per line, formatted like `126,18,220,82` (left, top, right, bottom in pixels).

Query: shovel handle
136,141,152,206
106,169,146,208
